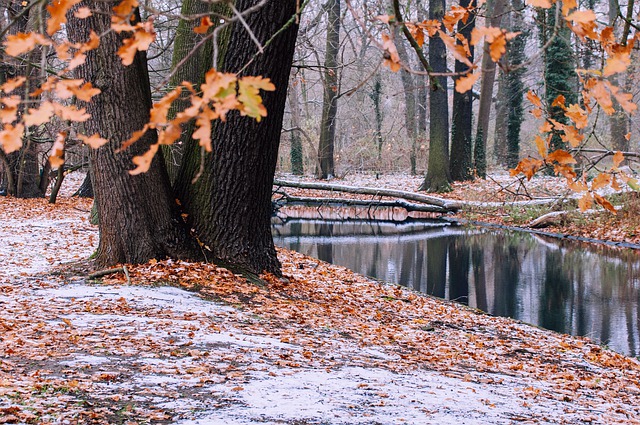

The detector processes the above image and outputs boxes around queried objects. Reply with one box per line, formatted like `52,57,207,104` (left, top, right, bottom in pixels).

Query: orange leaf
49,132,66,168
578,192,593,211
554,164,576,180
149,87,181,127
455,72,480,93
238,76,275,121
526,91,542,108
565,104,588,128
565,10,595,24
381,33,401,72
551,94,566,109
78,133,108,149
24,101,55,126
567,179,588,192
612,151,624,168
594,193,616,214
591,172,611,190
560,125,583,148
192,106,215,151
526,0,553,8
113,0,138,18
47,0,82,35
194,16,213,34
1,77,26,94
129,143,159,175
119,124,149,151
438,31,473,67
0,95,20,124
0,123,24,154
54,104,91,122
603,52,630,77
534,135,547,158
510,157,544,180
561,0,577,14
546,149,576,165
4,32,51,56
117,23,155,66
74,7,92,18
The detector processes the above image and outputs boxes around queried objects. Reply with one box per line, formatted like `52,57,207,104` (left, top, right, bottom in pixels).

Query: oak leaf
47,0,82,35
0,123,24,154
510,157,543,180
534,135,547,158
0,95,20,124
194,17,213,34
525,0,553,8
565,10,595,24
192,106,215,152
591,172,611,190
129,143,159,175
578,192,593,211
565,104,588,128
49,132,66,167
455,72,480,93
612,151,624,168
1,77,26,94
78,133,108,148
54,104,91,122
526,91,542,108
74,7,92,18
546,149,576,165
24,101,55,126
238,76,275,121
438,31,473,67
594,193,616,214
4,32,51,57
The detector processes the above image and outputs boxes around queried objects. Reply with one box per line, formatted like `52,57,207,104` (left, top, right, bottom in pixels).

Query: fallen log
273,179,561,212
275,194,448,213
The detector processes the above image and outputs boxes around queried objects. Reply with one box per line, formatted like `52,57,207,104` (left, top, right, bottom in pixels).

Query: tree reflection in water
272,218,640,356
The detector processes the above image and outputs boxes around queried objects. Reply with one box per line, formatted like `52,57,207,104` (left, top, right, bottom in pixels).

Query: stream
272,218,640,356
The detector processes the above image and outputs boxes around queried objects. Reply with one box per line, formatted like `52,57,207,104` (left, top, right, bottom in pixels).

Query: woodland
0,0,640,423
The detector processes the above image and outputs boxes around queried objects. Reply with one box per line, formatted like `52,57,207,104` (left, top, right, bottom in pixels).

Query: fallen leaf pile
1,179,640,423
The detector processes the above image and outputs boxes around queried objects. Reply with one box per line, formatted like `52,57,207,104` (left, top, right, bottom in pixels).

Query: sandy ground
1,173,640,424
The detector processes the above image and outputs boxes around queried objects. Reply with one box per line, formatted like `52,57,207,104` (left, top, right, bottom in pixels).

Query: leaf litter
1,184,640,423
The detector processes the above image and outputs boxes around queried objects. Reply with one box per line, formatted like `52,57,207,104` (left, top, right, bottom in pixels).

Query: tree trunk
0,0,44,198
176,0,300,276
163,0,231,183
316,0,340,179
473,0,506,177
415,0,428,176
420,0,450,192
392,21,417,168
449,0,476,182
73,171,94,198
67,2,199,267
288,76,304,175
493,69,508,165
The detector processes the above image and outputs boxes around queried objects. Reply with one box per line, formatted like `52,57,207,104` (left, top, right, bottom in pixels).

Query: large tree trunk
163,0,231,183
420,0,450,192
176,0,299,276
316,0,340,179
449,0,476,182
67,2,198,267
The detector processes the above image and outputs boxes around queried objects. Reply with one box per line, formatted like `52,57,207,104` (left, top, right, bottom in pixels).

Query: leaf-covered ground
1,173,640,424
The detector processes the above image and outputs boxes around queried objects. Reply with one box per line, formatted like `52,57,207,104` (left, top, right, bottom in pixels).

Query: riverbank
1,176,639,423
276,171,640,247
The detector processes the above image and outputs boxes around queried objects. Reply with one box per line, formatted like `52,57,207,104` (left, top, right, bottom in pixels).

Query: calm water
272,219,640,356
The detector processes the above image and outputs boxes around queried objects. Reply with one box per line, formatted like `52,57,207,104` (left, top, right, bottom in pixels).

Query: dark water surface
272,219,640,356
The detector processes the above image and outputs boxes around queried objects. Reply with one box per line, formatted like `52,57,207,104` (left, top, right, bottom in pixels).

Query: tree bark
288,76,304,175
163,0,232,183
67,2,199,267
420,0,451,192
473,0,506,177
176,0,300,276
316,0,340,179
449,0,476,182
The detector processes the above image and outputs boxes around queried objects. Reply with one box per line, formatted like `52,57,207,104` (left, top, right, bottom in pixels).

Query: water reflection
272,219,640,356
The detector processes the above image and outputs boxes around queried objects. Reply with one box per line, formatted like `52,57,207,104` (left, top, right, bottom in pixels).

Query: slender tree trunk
0,0,44,198
391,17,417,169
73,171,94,197
288,77,304,175
493,69,508,165
420,0,450,192
473,0,506,177
176,0,300,275
370,74,384,161
449,0,476,181
415,0,428,176
67,2,199,267
316,0,340,179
